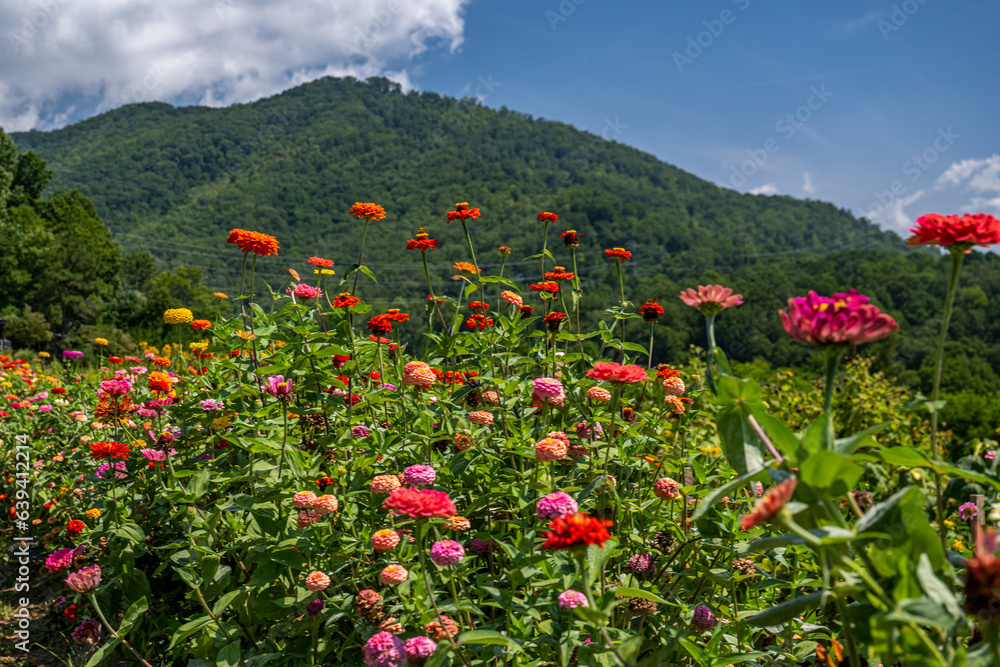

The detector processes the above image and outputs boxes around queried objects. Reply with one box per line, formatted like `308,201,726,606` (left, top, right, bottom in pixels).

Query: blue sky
1,0,997,237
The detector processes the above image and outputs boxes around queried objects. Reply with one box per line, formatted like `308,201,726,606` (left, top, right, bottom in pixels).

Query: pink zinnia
679,284,743,316
575,421,603,440
402,361,436,386
429,540,465,566
380,564,409,585
65,565,101,593
533,377,564,399
45,546,84,573
404,637,437,666
780,289,897,347
99,379,131,396
371,529,401,552
558,589,588,609
535,437,568,462
654,478,680,500
537,491,579,520
293,491,317,509
304,571,330,591
500,290,523,308
481,391,500,405
468,410,494,426
297,510,319,528
313,494,338,515
403,464,437,487
200,398,225,411
363,631,407,667
383,488,457,519
261,374,294,399
292,283,323,299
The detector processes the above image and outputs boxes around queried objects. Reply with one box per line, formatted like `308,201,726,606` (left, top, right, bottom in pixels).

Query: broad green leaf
186,469,211,501
797,451,863,503
118,596,148,634
745,592,824,627
691,463,772,521
457,630,521,651
614,586,669,605
216,639,242,667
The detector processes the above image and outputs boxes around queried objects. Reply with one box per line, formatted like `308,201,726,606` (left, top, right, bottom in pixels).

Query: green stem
460,220,486,305
540,222,550,281
931,249,964,548
351,218,371,296
416,522,473,667
86,594,155,667
822,348,845,451
422,250,448,330
704,314,717,394
647,323,654,369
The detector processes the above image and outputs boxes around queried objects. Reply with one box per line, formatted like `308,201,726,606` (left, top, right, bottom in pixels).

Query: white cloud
749,183,779,195
0,0,470,131
933,155,1000,215
802,170,816,195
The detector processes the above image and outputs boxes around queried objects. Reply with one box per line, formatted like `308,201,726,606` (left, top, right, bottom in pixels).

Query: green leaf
710,653,770,667
84,637,124,667
216,639,242,667
168,614,214,649
915,553,963,621
716,405,766,476
118,596,148,634
186,469,211,501
797,451,863,503
745,592,824,627
614,586,669,605
691,463,772,521
457,630,521,651
834,422,890,456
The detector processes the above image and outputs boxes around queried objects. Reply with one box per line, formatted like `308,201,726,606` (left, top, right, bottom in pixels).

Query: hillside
11,76,905,294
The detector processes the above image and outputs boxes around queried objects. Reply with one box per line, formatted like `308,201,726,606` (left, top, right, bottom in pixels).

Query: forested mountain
6,76,1000,425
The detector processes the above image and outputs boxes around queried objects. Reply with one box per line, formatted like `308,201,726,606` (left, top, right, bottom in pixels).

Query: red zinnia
52,387,66,394
226,229,279,256
108,357,122,364
537,212,559,223
655,364,680,379
586,362,648,384
530,281,560,293
89,441,130,460
446,202,481,223
543,267,574,282
467,301,489,311
604,247,632,261
367,315,393,335
407,229,441,251
465,314,494,331
383,309,410,323
542,311,568,332
308,257,335,267
333,293,361,309
741,479,798,531
907,212,1000,249
561,230,581,247
383,488,457,519
519,305,536,319
191,319,212,330
350,202,387,221
638,299,664,323
66,520,85,537
541,512,613,550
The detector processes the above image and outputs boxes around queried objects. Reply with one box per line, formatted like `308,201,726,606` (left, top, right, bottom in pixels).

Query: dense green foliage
4,76,1000,440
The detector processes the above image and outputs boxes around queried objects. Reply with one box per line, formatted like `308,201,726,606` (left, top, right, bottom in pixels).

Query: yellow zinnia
94,337,109,346
38,352,50,358
163,308,194,324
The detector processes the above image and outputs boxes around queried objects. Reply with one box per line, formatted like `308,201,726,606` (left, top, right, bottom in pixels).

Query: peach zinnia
740,479,797,531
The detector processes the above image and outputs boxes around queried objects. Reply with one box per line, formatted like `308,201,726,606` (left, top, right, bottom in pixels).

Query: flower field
3,207,1000,667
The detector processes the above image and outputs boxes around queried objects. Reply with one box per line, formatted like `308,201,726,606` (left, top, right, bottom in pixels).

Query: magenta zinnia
779,289,897,347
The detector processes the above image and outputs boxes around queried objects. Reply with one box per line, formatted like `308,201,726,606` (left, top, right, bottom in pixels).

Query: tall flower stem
704,314,717,393
86,594,155,667
931,249,965,547
540,223,550,281
822,348,845,451
277,400,290,479
647,323,655,369
568,246,584,354
421,251,448,330
351,219,372,296
416,521,473,667
238,251,250,328
460,220,486,305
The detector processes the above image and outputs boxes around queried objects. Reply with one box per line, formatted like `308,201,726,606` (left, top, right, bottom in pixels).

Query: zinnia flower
537,211,559,223
561,230,580,247
424,615,459,640
293,491,318,509
372,529,401,552
604,247,632,261
453,261,479,274
535,437,568,462
446,202,480,223
371,475,402,495
350,202,387,222
586,362,647,385
163,308,193,324
226,229,279,256
468,411,493,426
537,492,578,520
429,540,465,566
89,441,129,460
959,502,979,522
71,619,102,646
65,565,101,593
558,589,588,608
692,604,715,631
381,564,409,585
653,477,680,500
191,319,212,330
262,375,294,399
639,299,664,323
367,315,393,334
402,361,436,386
907,212,1000,249
741,478,798,531
333,292,360,309
963,526,1000,617
500,291,523,308
679,285,743,316
66,519,85,537
587,386,612,402
403,464,436,487
363,631,406,667
383,488,456,519
404,637,437,666
292,283,322,299
407,229,440,251
542,312,568,332
304,571,330,591
308,256,335,267
780,289,897,347
541,512,613,550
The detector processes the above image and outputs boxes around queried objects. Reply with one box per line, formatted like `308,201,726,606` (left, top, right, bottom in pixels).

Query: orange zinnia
333,293,360,309
227,229,279,256
350,202,387,221
605,247,632,261
191,320,212,330
308,257,334,267
446,202,481,223
453,261,479,274
213,292,229,299
741,479,798,531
